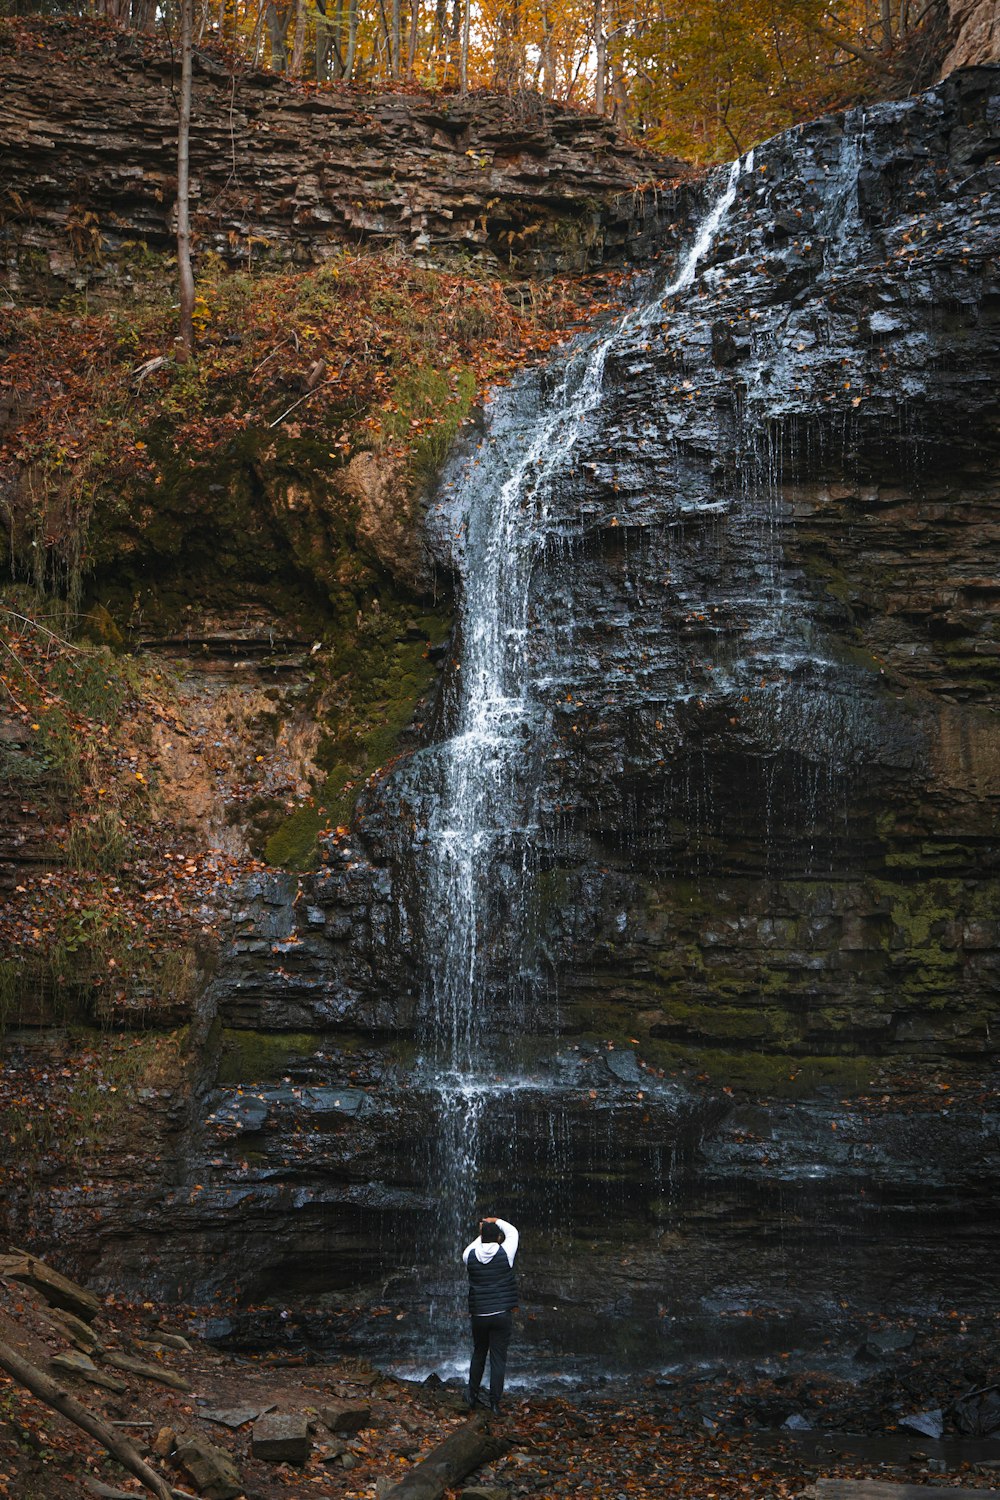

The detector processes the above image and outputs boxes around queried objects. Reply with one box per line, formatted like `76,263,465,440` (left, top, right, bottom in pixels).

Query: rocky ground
1,1254,998,1500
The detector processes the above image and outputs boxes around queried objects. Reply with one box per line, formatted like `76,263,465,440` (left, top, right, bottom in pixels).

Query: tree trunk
459,0,469,90
194,0,211,44
431,0,448,81
494,0,522,89
449,0,461,79
131,0,158,31
0,1338,174,1500
249,0,268,65
407,0,420,77
290,0,308,75
265,2,291,70
331,0,347,77
345,0,358,79
594,0,606,113
176,0,195,361
379,1421,508,1500
391,0,402,77
539,0,552,96
315,0,331,77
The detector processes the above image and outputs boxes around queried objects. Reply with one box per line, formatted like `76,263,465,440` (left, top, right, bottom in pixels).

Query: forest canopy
1,0,950,160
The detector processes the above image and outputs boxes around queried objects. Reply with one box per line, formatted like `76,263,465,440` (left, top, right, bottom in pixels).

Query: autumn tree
10,0,950,161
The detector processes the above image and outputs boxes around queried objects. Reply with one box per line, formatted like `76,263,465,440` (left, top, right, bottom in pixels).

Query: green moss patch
216,1029,326,1085
575,1024,879,1099
264,601,449,869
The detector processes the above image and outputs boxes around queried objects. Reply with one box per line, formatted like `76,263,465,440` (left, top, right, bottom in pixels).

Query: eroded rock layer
0,19,678,296
8,67,1000,1376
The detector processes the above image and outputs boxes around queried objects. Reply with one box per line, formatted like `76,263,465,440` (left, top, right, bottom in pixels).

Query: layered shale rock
6,50,999,1372
104,67,1000,1363
0,18,679,300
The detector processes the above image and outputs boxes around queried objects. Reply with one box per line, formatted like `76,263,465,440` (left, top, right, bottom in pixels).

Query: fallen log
84,1482,199,1500
805,1482,1000,1499
380,1418,508,1500
0,1336,174,1500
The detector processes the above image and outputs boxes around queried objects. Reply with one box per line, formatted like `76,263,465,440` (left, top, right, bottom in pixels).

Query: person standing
463,1214,519,1415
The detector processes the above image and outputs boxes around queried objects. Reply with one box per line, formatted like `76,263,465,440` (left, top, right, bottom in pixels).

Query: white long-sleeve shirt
462,1216,519,1293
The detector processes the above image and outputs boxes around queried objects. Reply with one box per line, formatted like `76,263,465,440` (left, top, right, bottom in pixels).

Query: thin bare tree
177,0,196,360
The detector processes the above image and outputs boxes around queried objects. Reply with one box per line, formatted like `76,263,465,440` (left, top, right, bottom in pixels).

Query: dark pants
468,1311,513,1405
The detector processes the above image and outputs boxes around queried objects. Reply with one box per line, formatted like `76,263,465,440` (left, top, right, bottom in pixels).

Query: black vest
467,1247,518,1316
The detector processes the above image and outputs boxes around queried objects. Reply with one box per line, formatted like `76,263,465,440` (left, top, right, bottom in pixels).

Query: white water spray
415,156,749,1345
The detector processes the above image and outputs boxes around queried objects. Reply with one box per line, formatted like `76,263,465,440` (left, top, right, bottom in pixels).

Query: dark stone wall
518,69,1000,1072
14,67,1000,1371
125,67,1000,1345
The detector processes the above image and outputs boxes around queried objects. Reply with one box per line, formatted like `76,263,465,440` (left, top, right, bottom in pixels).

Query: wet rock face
340,69,998,1337
440,66,1000,1064
79,71,1000,1362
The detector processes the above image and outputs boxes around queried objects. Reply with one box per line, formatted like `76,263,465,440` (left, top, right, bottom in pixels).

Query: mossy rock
264,603,450,869
640,1039,879,1098
264,806,325,872
216,1029,325,1085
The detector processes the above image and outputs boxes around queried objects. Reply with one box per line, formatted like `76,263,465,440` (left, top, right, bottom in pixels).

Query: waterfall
409,157,749,1360
160,78,997,1386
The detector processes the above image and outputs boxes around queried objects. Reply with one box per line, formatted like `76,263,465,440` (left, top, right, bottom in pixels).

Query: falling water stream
408,158,749,1364
174,85,1000,1393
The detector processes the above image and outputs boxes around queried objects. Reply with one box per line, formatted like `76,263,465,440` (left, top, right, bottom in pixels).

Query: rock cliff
3,33,999,1377
0,18,679,299
944,0,1000,72
93,65,996,1370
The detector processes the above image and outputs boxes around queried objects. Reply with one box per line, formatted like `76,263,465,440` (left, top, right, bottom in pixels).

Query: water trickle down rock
349,69,1000,1371
84,70,1000,1373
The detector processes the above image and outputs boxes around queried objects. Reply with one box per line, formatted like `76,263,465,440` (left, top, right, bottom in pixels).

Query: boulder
48,1307,102,1354
174,1432,244,1500
201,1405,273,1430
320,1400,371,1433
951,1385,1000,1438
101,1351,192,1391
151,1328,194,1351
857,1329,916,1361
1,1252,101,1323
151,1427,176,1458
50,1351,126,1394
251,1412,311,1464
136,1336,191,1356
900,1410,945,1440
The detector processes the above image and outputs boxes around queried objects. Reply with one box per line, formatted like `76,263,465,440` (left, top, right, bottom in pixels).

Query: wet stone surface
47,69,1000,1374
